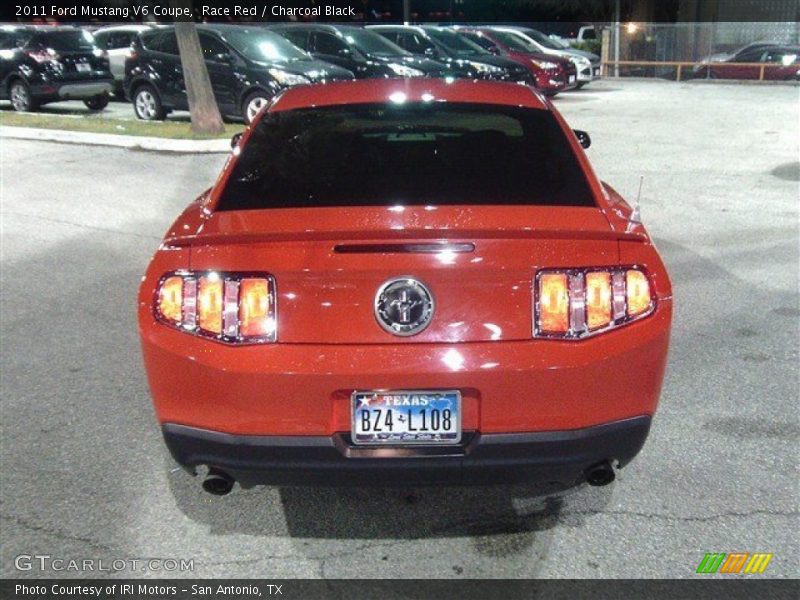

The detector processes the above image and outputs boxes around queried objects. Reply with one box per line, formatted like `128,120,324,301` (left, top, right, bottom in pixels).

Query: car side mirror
230,132,242,149
338,47,352,57
488,46,500,55
424,47,437,58
574,129,591,149
213,52,232,64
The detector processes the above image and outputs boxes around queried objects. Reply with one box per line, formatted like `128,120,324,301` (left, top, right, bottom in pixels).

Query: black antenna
626,175,643,233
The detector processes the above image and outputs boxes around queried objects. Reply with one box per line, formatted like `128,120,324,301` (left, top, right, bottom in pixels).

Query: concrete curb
0,126,230,153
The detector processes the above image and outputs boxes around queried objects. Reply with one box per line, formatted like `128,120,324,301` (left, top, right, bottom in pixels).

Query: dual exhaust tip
201,468,235,496
197,462,616,495
585,461,616,487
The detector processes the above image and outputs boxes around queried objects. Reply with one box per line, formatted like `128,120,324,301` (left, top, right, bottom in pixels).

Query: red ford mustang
138,79,672,494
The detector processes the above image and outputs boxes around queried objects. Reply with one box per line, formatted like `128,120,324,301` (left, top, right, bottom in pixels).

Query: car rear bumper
31,79,113,100
58,81,113,99
538,71,578,94
141,300,671,436
163,415,652,487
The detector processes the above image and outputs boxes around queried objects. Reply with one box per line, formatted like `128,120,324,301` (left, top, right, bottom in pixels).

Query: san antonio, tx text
15,583,281,596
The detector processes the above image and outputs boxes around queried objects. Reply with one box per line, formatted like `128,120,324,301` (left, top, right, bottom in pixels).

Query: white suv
490,26,602,88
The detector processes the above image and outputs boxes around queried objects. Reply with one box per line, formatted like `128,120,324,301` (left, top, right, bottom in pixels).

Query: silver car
91,25,153,97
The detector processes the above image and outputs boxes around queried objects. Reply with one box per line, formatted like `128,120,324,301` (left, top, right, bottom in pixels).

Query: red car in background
138,79,672,495
455,26,578,95
693,44,800,80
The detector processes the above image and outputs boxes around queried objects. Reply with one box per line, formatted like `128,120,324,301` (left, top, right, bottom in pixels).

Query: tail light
239,278,274,337
585,271,612,330
534,267,654,339
155,271,276,344
197,275,223,334
157,276,183,324
626,270,652,317
537,273,569,334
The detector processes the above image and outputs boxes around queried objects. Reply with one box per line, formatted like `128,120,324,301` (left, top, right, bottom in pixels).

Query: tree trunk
171,1,224,135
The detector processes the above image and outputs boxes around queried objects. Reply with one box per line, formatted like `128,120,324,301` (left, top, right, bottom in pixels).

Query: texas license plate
569,75,576,84
76,63,91,72
352,390,461,445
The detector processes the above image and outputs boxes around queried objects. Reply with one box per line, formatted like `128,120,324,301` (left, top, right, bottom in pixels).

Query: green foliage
571,40,602,55
0,111,242,140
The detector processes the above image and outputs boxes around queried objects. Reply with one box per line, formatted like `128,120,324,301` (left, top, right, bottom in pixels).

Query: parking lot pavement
1,80,798,579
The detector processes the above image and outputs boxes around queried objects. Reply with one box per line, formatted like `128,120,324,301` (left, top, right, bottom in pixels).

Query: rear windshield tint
216,103,595,210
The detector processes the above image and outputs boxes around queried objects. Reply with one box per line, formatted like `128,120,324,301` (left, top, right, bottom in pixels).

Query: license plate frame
351,390,462,446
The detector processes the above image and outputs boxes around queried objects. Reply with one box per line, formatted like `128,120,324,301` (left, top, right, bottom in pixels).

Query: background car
543,23,598,49
694,40,779,68
124,24,354,123
367,25,536,85
0,24,29,49
92,24,153,98
270,24,449,79
454,27,577,96
692,44,799,80
0,25,112,113
491,26,601,88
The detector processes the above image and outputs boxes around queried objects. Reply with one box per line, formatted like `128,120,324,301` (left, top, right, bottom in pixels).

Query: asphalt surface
0,96,188,123
1,80,798,579
0,94,190,123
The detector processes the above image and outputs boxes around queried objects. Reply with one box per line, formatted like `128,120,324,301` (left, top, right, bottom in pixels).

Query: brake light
239,278,276,337
157,276,183,324
626,269,652,317
27,48,59,63
154,272,277,344
534,267,654,339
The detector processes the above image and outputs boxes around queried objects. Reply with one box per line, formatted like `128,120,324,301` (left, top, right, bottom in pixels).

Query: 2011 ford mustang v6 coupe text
138,79,672,495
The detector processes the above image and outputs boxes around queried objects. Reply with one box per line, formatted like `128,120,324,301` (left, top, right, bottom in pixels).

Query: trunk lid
185,205,623,344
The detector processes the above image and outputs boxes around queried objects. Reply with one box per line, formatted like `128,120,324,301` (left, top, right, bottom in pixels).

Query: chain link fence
600,21,800,80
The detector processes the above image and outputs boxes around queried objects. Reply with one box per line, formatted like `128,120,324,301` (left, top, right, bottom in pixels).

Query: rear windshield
223,30,308,62
36,30,96,51
491,30,539,53
427,29,488,57
342,30,409,57
216,103,595,210
521,28,564,50
0,29,32,49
